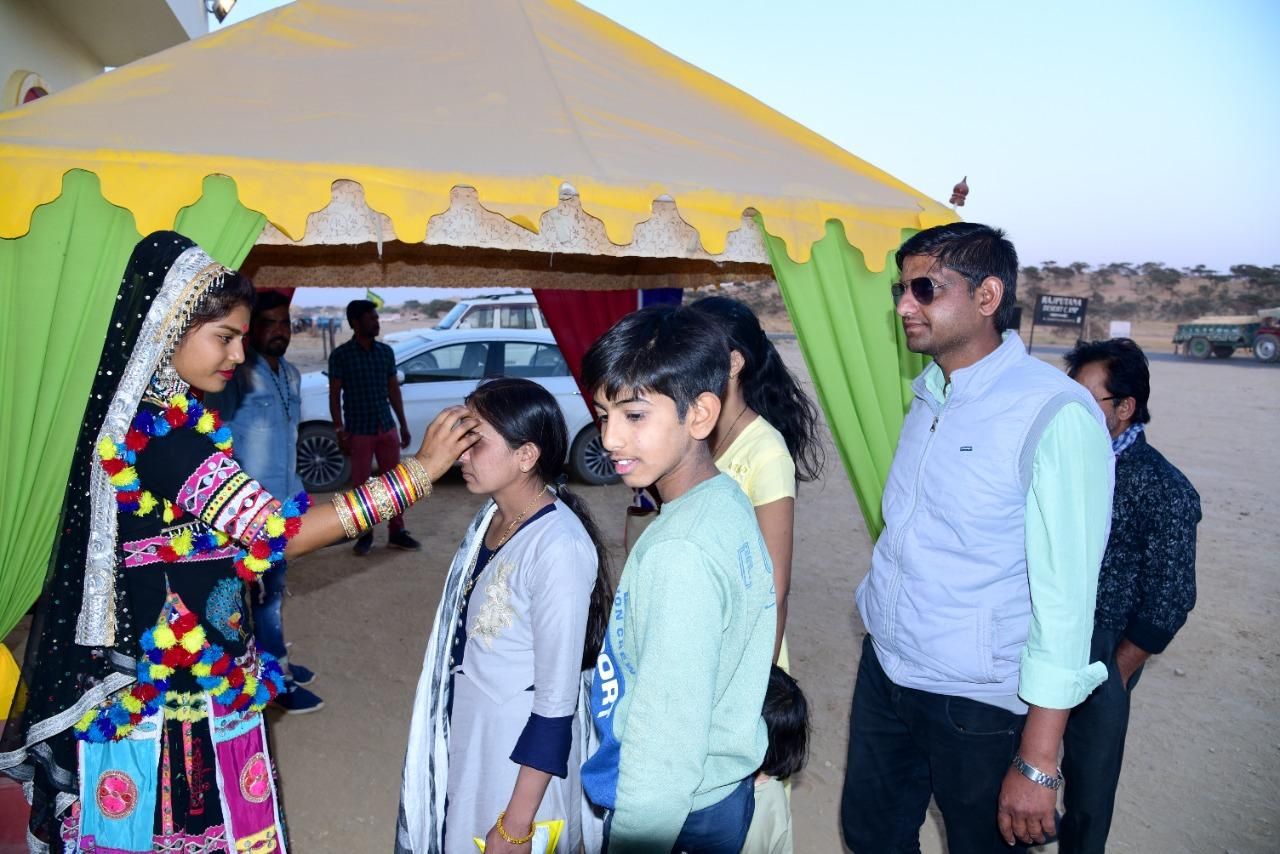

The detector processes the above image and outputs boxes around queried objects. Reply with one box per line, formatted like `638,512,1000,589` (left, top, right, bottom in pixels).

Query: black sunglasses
891,276,956,306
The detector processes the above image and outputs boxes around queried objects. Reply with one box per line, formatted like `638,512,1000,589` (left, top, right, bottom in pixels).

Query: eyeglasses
891,276,956,306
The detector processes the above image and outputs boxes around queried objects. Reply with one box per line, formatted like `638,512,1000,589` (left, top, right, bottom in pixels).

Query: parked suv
296,329,616,491
434,291,547,331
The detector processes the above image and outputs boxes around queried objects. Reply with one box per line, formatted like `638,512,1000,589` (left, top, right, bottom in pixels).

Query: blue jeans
603,776,754,853
841,635,1027,854
1059,627,1144,854
253,560,289,681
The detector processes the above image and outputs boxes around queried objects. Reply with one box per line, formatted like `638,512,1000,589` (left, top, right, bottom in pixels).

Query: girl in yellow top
690,297,825,667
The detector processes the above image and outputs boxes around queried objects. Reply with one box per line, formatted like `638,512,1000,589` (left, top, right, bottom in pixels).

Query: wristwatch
1011,754,1063,790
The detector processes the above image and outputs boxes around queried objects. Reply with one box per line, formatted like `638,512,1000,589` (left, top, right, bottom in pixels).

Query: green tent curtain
0,171,265,639
762,218,927,540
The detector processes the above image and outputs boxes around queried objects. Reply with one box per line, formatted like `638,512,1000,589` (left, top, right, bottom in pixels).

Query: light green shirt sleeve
1019,401,1113,709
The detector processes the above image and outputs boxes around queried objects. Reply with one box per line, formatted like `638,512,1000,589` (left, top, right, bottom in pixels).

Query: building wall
1,0,207,109
166,0,209,41
0,1,102,106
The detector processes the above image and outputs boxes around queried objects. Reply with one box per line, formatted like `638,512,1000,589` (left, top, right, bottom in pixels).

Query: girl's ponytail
555,483,614,671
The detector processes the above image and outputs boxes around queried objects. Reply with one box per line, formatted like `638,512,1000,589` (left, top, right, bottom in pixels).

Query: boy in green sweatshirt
580,306,775,853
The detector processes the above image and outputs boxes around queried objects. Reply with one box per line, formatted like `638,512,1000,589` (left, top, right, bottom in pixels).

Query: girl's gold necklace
464,485,550,596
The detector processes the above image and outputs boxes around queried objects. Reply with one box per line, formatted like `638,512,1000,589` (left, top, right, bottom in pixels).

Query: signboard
1035,294,1088,327
1109,320,1132,338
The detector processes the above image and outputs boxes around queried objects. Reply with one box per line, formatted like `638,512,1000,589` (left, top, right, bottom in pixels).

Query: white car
296,329,616,491
433,291,547,331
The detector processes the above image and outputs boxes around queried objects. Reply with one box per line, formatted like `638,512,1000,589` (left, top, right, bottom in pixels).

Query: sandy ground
5,339,1278,852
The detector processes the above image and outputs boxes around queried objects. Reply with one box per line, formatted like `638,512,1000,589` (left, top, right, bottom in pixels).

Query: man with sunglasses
842,223,1115,853
1059,338,1200,853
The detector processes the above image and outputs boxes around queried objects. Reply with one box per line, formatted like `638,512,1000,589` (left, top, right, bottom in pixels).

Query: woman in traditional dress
397,378,613,854
0,232,477,853
690,296,824,667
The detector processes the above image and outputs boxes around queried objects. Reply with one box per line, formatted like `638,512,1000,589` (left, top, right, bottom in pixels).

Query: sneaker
273,685,324,715
288,664,316,687
387,530,422,551
353,533,373,556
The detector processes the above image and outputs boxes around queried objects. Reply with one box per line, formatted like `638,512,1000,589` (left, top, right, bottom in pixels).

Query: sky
212,0,1280,306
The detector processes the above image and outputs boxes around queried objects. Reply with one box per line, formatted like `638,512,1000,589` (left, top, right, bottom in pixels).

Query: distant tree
1069,261,1091,276
1184,264,1220,281
1021,265,1044,284
1098,262,1137,279
403,299,423,312
1230,264,1280,290
1040,260,1074,282
425,299,457,317
1138,262,1182,287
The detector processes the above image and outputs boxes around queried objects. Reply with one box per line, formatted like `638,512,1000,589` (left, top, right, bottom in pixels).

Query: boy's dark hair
759,665,810,780
252,290,290,318
346,299,377,328
581,305,730,419
1063,337,1152,424
895,223,1020,333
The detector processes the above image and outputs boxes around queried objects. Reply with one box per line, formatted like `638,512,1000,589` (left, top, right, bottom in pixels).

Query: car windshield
434,303,468,330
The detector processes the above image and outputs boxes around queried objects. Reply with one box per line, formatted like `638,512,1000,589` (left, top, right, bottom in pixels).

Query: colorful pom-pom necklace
74,601,287,742
97,393,310,581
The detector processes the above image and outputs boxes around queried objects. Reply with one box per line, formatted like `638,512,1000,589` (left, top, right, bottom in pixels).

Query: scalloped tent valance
0,0,954,270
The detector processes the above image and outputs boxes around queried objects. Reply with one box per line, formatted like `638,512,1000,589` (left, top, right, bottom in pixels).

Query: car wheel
570,425,619,486
297,423,351,492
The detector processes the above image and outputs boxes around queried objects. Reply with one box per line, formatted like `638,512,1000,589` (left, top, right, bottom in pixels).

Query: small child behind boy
742,665,811,854
579,306,776,854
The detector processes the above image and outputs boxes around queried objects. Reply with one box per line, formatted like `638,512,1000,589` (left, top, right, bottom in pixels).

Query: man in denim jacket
207,290,324,714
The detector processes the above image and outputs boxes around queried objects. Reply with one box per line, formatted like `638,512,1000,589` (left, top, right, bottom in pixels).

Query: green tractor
1173,309,1280,363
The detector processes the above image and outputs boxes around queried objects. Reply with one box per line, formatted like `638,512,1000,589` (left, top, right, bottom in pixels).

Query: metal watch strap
1011,754,1063,790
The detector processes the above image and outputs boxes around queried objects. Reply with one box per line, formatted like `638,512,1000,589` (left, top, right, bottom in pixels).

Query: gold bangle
331,493,359,539
366,476,398,523
495,811,534,845
403,457,433,500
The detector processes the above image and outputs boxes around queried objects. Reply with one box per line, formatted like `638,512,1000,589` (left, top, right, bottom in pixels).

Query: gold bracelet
402,457,433,500
365,477,398,523
331,493,359,539
495,811,534,845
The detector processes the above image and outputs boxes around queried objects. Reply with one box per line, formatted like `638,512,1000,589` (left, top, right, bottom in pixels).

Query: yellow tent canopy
0,0,952,282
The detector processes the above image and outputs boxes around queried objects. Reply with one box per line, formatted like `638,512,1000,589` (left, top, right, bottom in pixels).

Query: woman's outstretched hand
416,405,479,481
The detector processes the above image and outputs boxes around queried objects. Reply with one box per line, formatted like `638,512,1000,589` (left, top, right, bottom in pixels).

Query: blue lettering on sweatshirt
582,626,625,810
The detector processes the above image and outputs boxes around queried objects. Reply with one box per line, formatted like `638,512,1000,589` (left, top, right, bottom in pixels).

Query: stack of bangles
331,457,433,538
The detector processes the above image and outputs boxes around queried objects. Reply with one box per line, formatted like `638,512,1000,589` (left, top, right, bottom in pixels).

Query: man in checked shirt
328,299,422,556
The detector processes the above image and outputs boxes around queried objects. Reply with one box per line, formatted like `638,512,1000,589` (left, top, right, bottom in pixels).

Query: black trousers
840,635,1028,854
1059,627,1144,854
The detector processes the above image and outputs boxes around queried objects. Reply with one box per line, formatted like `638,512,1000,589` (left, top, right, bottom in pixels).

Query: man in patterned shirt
1062,338,1201,853
328,299,421,555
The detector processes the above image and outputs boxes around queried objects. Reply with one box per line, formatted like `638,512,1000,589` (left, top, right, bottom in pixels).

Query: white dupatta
398,502,497,854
